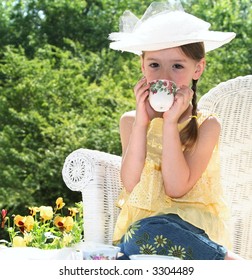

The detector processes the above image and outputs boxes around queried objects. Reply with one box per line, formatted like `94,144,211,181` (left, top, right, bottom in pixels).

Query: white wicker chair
62,149,122,245
198,75,252,259
62,75,252,259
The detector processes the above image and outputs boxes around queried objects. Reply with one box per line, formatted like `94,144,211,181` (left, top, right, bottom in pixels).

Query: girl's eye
173,64,184,69
149,63,159,68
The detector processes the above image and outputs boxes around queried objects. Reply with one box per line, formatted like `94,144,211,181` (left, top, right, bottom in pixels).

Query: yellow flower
64,216,74,232
14,215,25,227
29,207,40,216
54,216,74,232
68,207,79,217
39,206,53,221
14,215,34,232
12,236,26,247
24,216,34,232
3,198,83,249
55,197,65,210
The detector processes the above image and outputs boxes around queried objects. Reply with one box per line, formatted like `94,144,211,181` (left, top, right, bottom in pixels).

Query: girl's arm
120,77,154,192
120,111,147,192
162,116,221,198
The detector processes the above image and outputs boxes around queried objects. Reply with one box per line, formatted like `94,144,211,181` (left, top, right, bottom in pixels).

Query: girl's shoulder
120,110,136,127
197,111,221,128
120,111,136,155
120,110,136,119
197,111,221,142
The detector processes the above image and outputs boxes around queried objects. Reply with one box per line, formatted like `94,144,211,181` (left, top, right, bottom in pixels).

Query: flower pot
0,246,78,260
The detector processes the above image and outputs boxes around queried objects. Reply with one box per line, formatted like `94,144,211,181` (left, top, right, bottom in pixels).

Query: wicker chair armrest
62,148,122,244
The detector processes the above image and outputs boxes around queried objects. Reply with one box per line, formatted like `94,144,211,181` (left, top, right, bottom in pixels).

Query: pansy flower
39,206,53,221
54,216,74,232
68,207,79,217
55,197,65,211
14,215,34,233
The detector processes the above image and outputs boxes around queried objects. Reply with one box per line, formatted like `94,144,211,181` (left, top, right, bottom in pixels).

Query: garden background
0,0,251,239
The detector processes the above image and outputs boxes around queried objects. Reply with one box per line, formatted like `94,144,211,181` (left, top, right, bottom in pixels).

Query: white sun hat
109,1,236,55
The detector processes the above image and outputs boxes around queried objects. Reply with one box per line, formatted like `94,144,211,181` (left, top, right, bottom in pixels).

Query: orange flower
54,216,74,232
14,215,25,227
14,215,34,233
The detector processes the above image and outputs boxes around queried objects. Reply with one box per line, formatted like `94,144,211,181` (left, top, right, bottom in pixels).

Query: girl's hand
133,77,155,126
163,85,194,123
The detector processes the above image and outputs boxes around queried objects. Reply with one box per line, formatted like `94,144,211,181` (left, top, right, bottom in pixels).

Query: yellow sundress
113,112,232,250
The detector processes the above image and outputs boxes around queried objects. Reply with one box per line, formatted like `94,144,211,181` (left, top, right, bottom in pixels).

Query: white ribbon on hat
118,0,184,34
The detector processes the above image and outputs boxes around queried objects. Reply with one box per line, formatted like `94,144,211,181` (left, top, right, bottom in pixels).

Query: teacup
149,79,177,112
74,241,121,260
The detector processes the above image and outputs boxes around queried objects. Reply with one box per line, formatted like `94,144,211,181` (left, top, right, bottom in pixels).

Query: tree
184,0,252,93
0,0,150,57
0,42,139,219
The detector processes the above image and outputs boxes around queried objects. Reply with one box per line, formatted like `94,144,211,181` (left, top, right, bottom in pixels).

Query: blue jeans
116,214,227,260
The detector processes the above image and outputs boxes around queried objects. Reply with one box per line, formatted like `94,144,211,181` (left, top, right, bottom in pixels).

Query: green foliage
0,0,251,234
0,0,150,57
0,43,136,217
184,0,252,94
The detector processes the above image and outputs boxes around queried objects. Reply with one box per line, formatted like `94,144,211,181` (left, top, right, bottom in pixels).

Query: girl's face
141,47,205,88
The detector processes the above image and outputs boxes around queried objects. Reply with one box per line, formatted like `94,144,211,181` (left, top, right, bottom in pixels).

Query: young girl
109,1,242,260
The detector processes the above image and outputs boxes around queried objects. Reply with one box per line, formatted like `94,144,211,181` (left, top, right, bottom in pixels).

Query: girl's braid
191,79,198,117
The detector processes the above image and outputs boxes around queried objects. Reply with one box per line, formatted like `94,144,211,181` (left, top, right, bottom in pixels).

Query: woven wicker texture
62,148,122,244
62,75,252,259
198,75,252,259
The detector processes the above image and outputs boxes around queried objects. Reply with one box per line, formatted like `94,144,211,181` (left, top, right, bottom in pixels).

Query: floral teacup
75,241,121,260
149,79,177,112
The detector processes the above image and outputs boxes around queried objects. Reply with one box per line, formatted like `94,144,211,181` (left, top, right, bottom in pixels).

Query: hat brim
109,30,236,55
109,9,236,55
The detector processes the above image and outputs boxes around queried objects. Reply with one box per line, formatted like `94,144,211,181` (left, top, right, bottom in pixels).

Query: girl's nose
161,77,173,81
159,72,172,81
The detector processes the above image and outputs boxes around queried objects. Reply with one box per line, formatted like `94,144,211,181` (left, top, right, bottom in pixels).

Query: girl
109,1,242,260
